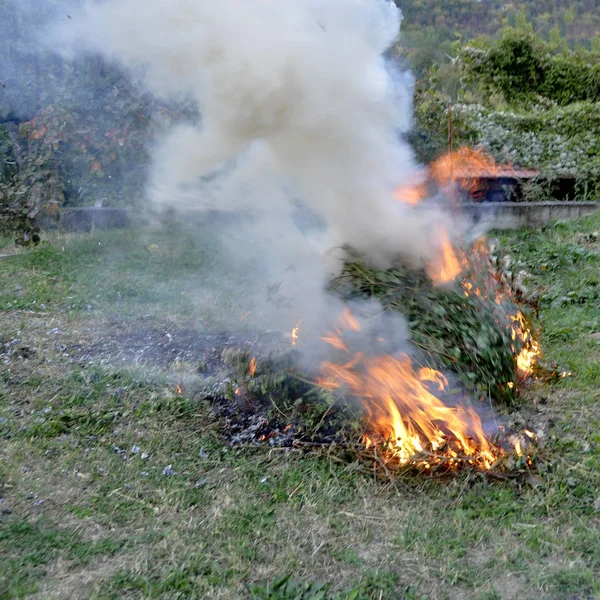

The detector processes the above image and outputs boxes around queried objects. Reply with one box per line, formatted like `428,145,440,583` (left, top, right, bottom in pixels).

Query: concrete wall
463,202,598,229
44,201,598,233
46,207,132,232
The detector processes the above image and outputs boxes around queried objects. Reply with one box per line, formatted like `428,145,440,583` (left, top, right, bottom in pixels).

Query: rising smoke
50,0,448,344
60,0,437,258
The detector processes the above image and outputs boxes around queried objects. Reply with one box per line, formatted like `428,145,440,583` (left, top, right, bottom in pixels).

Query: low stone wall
464,201,598,229
55,207,132,232
46,201,598,233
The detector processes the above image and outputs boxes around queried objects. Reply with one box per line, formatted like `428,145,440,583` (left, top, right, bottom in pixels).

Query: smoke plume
44,0,455,347
60,0,436,264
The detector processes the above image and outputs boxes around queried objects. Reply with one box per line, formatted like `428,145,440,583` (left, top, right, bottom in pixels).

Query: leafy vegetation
397,0,600,75
0,1,194,239
412,17,600,195
459,31,600,107
331,252,526,404
248,575,416,600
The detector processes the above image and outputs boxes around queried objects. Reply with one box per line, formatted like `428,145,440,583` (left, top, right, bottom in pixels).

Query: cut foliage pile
330,243,538,405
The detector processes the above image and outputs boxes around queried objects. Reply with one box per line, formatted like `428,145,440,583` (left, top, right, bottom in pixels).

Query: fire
460,235,540,381
427,226,462,285
516,343,539,377
249,357,257,377
340,308,361,331
431,147,500,184
291,320,302,346
393,148,501,206
430,147,503,197
319,318,499,470
320,309,361,351
320,332,349,353
394,182,427,206
395,147,514,205
510,312,541,379
176,384,182,394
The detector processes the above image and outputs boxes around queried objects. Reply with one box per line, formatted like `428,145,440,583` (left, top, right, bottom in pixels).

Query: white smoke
50,0,450,343
59,0,436,266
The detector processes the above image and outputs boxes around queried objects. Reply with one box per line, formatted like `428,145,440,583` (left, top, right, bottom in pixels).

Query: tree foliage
397,0,600,76
0,0,194,240
412,19,600,195
459,29,600,108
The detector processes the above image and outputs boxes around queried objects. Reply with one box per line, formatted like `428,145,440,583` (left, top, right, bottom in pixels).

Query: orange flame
249,357,257,377
176,384,182,394
320,352,496,469
395,147,514,204
319,314,501,470
320,332,349,353
456,235,540,381
427,226,462,285
397,146,537,205
510,313,541,379
291,320,302,346
430,147,503,195
431,147,499,181
340,308,361,332
394,183,427,206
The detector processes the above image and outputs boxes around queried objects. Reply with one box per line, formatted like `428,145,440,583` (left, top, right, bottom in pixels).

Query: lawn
1,215,599,600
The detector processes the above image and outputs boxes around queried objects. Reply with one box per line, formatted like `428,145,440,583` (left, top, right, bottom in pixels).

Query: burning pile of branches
314,306,538,474
332,236,540,406
223,229,542,474
223,147,543,475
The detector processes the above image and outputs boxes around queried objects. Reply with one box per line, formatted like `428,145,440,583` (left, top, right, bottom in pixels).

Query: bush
0,1,196,240
459,30,600,108
411,24,600,195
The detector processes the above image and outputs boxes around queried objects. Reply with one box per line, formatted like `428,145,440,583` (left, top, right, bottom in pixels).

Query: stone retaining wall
50,201,598,233
464,201,598,229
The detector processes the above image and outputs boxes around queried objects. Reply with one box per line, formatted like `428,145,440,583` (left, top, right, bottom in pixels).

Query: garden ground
1,215,599,599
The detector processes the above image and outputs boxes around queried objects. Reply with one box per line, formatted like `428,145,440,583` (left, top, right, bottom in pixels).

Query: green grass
0,221,262,326
1,215,600,598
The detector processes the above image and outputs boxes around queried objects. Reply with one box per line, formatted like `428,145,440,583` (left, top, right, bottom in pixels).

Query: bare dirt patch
1,311,286,374
31,554,131,600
